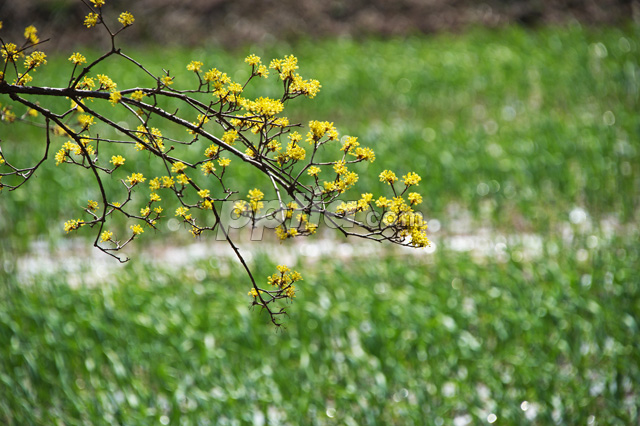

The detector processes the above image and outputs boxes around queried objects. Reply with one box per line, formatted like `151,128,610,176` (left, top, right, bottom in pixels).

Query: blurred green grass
1,23,639,250
1,233,638,424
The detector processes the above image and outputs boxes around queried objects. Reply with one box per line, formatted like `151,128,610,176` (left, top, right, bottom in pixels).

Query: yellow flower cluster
148,176,176,191
118,11,135,27
247,188,264,213
78,114,95,129
379,170,398,185
307,166,321,176
130,90,145,101
84,13,99,28
171,162,187,174
241,97,284,117
127,173,145,186
1,43,20,63
24,25,39,44
403,172,421,186
109,91,122,106
245,54,269,77
307,120,338,143
135,125,165,152
54,140,95,165
69,52,87,65
187,61,203,72
160,75,173,86
262,265,302,299
63,219,84,233
24,51,47,69
221,129,238,145
97,74,116,91
110,155,125,167
270,56,298,79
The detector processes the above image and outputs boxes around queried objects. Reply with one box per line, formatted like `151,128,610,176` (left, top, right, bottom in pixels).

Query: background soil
2,0,639,50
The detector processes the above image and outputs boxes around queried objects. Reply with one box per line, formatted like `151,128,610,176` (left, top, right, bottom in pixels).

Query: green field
1,22,639,424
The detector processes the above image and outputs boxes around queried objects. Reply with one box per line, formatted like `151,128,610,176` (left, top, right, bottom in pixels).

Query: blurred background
1,0,638,48
1,1,640,425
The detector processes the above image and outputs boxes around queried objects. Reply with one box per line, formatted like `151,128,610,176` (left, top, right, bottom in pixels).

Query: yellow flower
256,65,269,78
130,224,144,235
232,200,246,215
24,25,39,44
408,192,423,205
217,157,231,167
87,200,99,211
27,108,38,118
24,51,47,69
78,114,95,129
285,142,305,161
228,82,243,94
55,149,67,165
203,68,222,83
148,177,161,190
403,172,421,186
307,166,321,176
79,76,95,90
100,230,113,242
176,207,189,217
375,196,390,208
171,162,187,173
245,54,261,66
110,155,125,167
127,173,145,186
204,144,219,158
351,146,376,162
277,265,290,274
222,129,238,145
201,161,216,176
91,0,105,7
140,206,150,217
383,212,397,226
68,52,87,65
341,136,359,152
149,192,161,202
130,90,145,101
1,43,20,63
118,11,135,26
187,60,203,72
84,13,99,28
64,219,84,233
109,91,122,106
379,170,398,185
198,189,210,198
0,154,4,165
358,193,373,211
248,188,263,201
176,174,189,185
160,75,173,86
97,74,116,91
242,97,284,117
161,176,174,188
